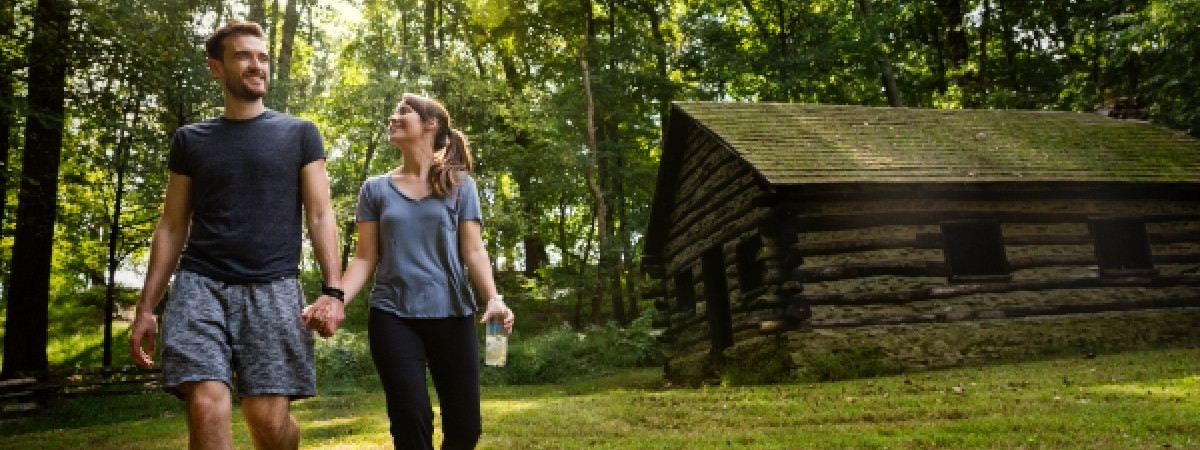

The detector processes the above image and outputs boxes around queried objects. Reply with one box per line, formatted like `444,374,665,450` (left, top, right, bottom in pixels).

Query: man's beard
226,72,267,101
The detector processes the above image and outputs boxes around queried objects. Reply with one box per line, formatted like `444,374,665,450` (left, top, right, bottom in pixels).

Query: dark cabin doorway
702,248,734,360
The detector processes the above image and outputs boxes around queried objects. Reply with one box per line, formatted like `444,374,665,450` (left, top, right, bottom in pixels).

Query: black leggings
368,311,482,450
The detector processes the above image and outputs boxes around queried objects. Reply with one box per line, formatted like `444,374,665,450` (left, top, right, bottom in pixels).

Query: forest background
1,0,1199,376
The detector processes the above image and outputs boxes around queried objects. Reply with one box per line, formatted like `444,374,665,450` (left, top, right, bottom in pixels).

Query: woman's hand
480,295,514,335
301,296,345,338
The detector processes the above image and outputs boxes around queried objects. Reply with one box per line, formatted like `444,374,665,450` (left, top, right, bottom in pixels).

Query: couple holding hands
128,20,512,450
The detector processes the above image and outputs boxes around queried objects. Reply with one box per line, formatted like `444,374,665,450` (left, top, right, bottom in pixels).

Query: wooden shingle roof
673,102,1200,184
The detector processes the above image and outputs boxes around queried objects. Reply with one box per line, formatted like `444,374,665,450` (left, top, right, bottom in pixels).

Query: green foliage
1114,0,1200,136
481,310,659,385
581,311,659,368
64,285,139,312
8,0,1200,372
483,325,581,385
0,288,139,369
313,331,376,390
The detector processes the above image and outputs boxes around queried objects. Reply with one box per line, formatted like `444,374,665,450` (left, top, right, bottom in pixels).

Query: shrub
483,325,586,385
311,310,662,388
582,311,659,368
482,310,660,385
315,331,375,389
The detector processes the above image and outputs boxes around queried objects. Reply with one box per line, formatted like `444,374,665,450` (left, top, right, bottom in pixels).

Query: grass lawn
2,346,1198,449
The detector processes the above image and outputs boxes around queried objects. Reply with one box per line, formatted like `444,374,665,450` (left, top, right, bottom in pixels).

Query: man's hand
129,313,159,368
301,296,345,338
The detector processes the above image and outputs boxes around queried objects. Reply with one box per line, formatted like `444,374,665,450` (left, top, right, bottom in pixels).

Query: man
129,20,346,450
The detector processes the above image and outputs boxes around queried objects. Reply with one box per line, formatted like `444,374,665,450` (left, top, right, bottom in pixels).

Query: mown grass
3,346,1198,449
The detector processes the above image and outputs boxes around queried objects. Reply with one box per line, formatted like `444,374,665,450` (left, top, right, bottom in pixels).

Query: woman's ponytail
429,128,473,198
403,93,474,199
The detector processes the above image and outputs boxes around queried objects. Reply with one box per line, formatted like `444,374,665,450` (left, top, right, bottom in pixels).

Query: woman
324,93,514,449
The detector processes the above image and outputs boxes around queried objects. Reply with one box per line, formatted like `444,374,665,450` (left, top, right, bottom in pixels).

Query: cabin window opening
702,248,734,359
1088,216,1157,277
940,219,1012,282
673,271,695,312
736,235,765,292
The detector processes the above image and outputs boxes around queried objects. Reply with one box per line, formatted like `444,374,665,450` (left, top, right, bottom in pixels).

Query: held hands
301,294,345,338
479,295,515,335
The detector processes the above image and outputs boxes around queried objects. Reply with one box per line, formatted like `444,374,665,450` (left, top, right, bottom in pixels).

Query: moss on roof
673,102,1200,184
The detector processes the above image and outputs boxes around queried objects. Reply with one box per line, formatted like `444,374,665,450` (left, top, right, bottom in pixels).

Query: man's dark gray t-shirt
168,110,325,283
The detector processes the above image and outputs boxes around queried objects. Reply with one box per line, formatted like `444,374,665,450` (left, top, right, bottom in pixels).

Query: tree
0,0,18,257
578,0,611,323
2,0,71,377
1116,0,1200,136
271,0,303,111
856,0,901,106
6,0,1200,370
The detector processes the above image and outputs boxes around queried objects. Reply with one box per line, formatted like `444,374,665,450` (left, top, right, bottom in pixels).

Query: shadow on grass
4,349,1198,450
0,391,182,438
296,398,391,445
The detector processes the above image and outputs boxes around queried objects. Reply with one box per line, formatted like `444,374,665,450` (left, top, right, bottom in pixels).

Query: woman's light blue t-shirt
356,172,483,318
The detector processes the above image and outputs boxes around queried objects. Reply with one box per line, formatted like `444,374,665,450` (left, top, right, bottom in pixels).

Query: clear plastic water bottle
484,318,507,367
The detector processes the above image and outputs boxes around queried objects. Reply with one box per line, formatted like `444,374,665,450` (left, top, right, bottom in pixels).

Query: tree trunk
492,49,549,278
640,0,673,124
773,0,789,100
603,167,624,324
517,174,549,278
573,208,595,329
625,266,639,320
934,0,970,98
601,123,625,324
978,0,990,105
102,96,142,366
267,0,279,75
926,8,948,94
0,0,16,276
856,0,902,107
342,133,380,268
247,0,266,25
998,1,1017,94
580,0,609,324
423,0,438,65
2,0,70,378
273,0,301,112
581,52,607,324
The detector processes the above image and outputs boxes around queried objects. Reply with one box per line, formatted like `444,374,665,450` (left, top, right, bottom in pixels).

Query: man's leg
232,277,313,450
181,380,234,450
241,395,299,450
161,271,237,449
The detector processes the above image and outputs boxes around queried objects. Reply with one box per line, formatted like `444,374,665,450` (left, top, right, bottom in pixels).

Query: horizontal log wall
662,129,772,277
786,196,1200,317
660,185,1200,385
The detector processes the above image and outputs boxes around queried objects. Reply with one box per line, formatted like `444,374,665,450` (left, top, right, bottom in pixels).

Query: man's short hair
205,20,266,60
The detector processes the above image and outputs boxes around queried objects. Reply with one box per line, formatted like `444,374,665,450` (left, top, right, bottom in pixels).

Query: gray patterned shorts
161,270,316,400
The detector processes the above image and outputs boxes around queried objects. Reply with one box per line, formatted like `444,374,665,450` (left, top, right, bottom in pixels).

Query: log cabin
643,102,1200,385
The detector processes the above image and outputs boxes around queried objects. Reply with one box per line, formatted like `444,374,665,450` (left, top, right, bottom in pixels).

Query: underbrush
314,311,660,387
480,311,659,385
